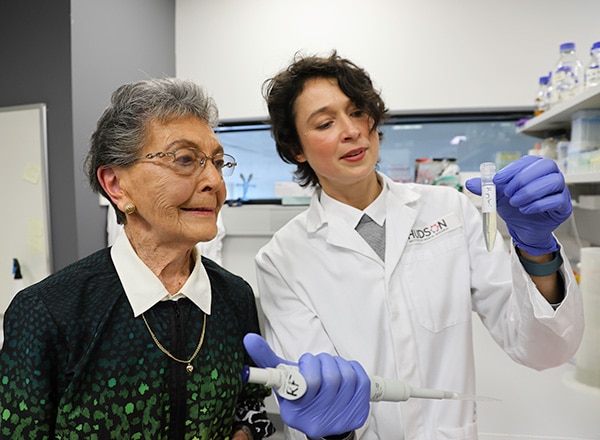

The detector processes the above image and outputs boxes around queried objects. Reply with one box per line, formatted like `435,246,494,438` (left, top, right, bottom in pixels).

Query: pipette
242,365,499,402
480,162,497,252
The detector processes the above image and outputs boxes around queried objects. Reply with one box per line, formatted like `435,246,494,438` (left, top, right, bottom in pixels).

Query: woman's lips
182,207,215,215
341,148,366,162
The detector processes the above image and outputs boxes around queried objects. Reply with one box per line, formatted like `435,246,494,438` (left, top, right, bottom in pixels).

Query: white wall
176,0,600,119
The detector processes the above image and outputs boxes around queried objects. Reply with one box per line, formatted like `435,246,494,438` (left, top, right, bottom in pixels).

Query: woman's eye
316,121,332,130
174,151,196,166
213,158,225,170
351,109,365,118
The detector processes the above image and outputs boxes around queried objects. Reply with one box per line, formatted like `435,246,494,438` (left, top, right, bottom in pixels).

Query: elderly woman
0,78,274,439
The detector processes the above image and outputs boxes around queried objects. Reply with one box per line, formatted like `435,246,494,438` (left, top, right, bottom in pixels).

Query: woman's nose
340,115,360,140
198,159,224,192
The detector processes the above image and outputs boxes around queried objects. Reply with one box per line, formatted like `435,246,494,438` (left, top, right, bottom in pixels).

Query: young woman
255,51,584,439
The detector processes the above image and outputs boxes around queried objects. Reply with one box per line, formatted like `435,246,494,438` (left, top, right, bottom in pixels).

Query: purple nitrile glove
465,155,572,256
243,333,370,439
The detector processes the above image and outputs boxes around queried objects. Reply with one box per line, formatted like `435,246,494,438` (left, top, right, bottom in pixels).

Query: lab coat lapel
383,178,420,278
306,178,421,263
305,190,385,260
386,199,418,270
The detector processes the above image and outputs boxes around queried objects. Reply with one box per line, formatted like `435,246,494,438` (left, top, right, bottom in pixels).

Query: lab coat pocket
436,422,478,440
402,233,471,333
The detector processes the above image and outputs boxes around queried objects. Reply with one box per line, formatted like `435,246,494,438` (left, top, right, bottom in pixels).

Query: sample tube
480,162,497,252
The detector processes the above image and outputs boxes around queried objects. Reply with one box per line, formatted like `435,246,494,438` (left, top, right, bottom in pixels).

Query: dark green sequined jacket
0,248,272,439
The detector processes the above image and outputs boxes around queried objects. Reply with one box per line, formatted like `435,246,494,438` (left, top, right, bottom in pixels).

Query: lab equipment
569,109,600,174
534,75,550,115
414,158,436,184
576,247,600,388
242,364,499,402
243,333,370,439
552,42,583,103
414,158,461,190
480,162,497,252
584,41,600,89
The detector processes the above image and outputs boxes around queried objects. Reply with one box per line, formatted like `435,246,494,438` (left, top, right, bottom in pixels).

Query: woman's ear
294,149,307,163
97,166,125,206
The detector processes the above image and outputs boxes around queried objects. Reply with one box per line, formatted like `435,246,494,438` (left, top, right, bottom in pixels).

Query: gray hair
84,77,219,224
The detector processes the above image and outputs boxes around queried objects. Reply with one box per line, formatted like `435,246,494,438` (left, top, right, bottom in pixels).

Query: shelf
565,172,600,184
518,86,600,138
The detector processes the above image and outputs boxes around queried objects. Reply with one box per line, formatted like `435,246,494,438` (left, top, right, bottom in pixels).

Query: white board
0,104,51,315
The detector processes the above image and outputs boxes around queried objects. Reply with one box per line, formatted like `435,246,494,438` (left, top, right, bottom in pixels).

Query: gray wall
71,0,176,260
0,0,175,270
0,0,77,271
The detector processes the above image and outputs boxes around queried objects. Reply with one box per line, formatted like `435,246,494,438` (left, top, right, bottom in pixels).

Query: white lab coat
255,173,583,440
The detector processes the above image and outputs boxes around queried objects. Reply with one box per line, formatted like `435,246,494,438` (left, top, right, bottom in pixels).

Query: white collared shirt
111,233,212,317
319,177,388,229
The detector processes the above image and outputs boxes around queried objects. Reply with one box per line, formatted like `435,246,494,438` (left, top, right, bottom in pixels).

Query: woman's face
293,77,379,195
114,115,227,248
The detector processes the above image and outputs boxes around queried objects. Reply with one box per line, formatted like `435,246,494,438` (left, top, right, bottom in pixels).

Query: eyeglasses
137,147,237,177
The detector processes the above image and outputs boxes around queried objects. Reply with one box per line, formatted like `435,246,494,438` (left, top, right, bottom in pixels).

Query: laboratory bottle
534,75,549,116
545,71,556,109
552,42,583,103
584,41,600,89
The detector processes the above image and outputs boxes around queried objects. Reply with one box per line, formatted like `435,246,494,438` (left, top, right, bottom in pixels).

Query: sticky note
23,162,40,184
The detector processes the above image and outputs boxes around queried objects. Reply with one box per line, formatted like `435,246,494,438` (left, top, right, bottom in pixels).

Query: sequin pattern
0,248,273,439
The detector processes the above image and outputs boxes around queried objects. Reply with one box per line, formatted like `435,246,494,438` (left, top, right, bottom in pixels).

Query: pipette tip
450,392,501,402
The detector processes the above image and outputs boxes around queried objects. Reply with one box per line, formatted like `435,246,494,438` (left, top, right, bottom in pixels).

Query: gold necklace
142,312,207,373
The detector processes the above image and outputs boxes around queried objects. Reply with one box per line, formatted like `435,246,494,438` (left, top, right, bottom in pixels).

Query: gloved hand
465,155,572,256
243,333,370,439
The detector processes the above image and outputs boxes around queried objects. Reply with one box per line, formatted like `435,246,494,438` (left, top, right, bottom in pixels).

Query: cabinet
518,86,600,184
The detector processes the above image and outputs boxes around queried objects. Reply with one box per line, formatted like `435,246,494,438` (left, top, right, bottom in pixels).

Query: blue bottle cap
560,42,575,52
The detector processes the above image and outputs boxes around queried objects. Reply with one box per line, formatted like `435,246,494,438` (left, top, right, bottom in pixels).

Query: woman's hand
243,333,370,439
232,429,252,440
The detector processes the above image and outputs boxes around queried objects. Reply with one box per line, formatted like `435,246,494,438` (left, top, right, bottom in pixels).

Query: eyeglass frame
134,147,238,177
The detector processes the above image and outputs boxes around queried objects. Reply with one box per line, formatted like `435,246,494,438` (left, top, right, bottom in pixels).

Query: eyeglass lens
171,148,236,177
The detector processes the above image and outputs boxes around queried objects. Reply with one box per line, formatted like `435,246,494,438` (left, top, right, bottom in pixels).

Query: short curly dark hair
262,50,389,187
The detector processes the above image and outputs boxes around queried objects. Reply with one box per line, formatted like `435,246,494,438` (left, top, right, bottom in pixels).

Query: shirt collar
111,232,212,317
319,175,389,229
